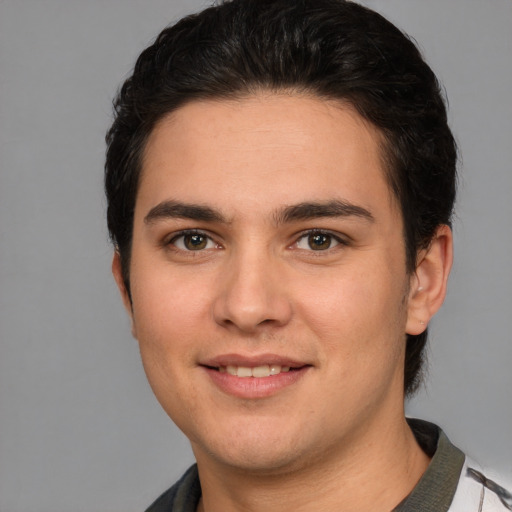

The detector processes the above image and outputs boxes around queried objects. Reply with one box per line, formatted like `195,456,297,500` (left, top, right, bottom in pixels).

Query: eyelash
293,229,349,252
166,229,220,252
165,229,348,253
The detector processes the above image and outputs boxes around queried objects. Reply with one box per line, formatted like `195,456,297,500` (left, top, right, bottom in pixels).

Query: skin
113,93,452,512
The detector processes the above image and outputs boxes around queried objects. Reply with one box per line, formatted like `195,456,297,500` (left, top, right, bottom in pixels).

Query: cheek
132,265,210,332
300,273,408,416
129,273,206,383
129,273,207,416
295,264,408,358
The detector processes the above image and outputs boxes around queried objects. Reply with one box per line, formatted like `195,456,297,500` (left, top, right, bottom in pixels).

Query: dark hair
105,0,457,395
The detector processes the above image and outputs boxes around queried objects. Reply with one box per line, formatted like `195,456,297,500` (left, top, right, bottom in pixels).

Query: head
106,0,456,396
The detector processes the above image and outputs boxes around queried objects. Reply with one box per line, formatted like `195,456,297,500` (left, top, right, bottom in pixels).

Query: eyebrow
144,199,374,226
275,200,374,224
144,200,227,225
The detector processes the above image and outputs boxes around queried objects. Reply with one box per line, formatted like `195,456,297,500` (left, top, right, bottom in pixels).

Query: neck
194,415,430,512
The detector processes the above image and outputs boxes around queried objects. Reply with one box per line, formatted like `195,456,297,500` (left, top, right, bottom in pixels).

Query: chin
189,420,319,475
204,445,305,475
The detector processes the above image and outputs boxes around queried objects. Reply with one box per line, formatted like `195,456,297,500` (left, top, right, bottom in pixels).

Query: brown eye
295,231,342,251
308,232,332,250
171,232,215,251
184,234,208,250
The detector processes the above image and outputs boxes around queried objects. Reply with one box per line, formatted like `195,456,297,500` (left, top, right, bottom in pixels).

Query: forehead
137,93,396,220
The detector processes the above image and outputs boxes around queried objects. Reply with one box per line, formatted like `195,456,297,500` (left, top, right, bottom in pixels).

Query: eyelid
292,229,349,250
163,228,349,251
166,229,220,250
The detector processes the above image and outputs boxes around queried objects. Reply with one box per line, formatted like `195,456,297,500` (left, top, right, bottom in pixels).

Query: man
105,1,511,510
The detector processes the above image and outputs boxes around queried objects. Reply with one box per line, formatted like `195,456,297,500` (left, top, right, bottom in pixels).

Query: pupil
309,233,331,250
186,234,207,250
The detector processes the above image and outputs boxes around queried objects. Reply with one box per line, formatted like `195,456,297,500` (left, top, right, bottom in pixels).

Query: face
118,94,420,474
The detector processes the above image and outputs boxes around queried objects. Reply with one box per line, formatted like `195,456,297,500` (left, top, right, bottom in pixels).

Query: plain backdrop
0,1,511,511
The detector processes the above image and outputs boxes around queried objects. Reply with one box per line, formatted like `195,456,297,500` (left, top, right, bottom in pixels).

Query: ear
112,251,137,337
406,225,453,335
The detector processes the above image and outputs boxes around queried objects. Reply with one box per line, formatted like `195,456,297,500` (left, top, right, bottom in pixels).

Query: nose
212,248,293,334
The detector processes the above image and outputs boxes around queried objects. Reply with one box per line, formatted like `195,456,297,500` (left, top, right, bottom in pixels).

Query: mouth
208,364,294,378
200,356,311,398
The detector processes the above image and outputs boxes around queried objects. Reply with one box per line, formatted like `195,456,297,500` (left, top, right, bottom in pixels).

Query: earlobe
406,225,453,335
112,251,137,337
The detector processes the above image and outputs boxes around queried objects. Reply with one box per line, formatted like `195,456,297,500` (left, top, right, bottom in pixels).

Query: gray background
0,1,510,511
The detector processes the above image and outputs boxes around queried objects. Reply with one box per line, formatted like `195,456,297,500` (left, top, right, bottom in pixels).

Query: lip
201,353,308,368
200,353,312,399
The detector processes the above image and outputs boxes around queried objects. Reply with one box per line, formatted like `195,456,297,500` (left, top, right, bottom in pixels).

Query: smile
219,364,291,378
202,357,311,399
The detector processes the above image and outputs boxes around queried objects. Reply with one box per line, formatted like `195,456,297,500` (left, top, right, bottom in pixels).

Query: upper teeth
220,365,291,378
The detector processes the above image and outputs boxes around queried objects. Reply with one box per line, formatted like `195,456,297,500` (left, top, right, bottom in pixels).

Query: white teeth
269,365,281,375
237,366,253,378
252,365,270,378
226,365,238,376
219,364,291,377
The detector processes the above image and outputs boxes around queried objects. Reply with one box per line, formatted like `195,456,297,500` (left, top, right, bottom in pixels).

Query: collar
393,418,465,512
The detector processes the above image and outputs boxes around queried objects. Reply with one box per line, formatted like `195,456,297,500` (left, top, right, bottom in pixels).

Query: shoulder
449,457,512,512
145,465,201,512
401,419,511,512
